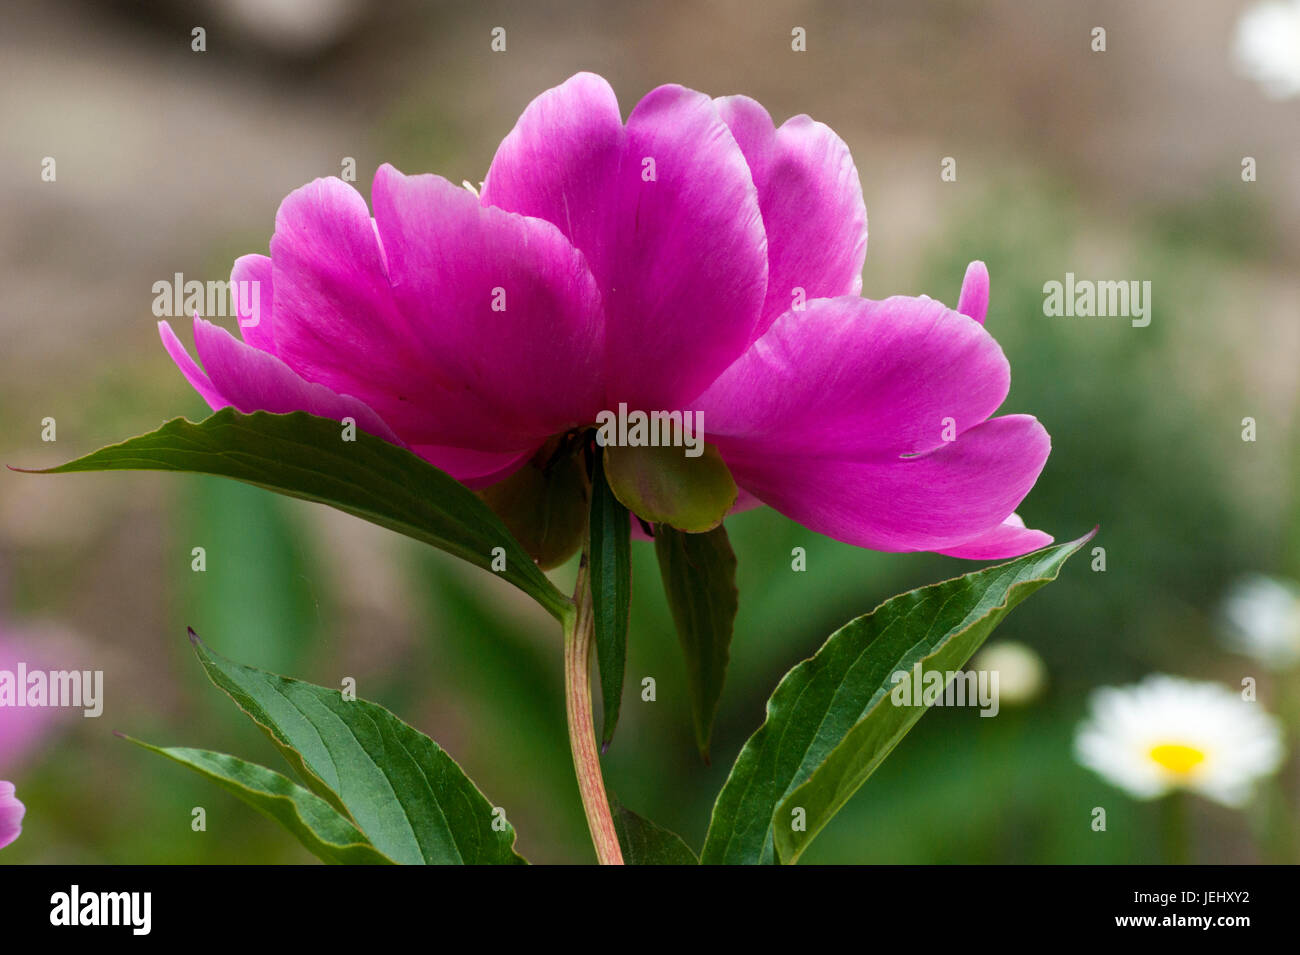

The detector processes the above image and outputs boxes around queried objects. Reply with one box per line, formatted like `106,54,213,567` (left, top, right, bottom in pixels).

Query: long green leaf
654,523,739,762
612,801,699,865
189,631,527,865
590,449,631,746
702,531,1095,865
122,736,394,865
183,476,320,675
24,409,569,620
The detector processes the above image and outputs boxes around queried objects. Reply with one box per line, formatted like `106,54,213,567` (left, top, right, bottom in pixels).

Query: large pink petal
231,254,276,353
934,513,1054,560
406,445,534,490
484,73,769,409
266,177,475,448
699,290,1049,553
697,294,1011,458
163,319,531,486
715,95,867,333
718,415,1051,553
480,72,625,284
161,317,399,443
0,631,62,769
609,86,768,406
0,781,24,850
370,164,605,449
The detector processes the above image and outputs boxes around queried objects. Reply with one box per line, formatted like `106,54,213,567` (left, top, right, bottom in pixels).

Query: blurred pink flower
0,627,63,769
0,781,23,849
160,73,1050,557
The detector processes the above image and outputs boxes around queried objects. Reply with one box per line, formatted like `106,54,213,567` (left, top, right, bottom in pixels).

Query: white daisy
1074,675,1285,807
971,641,1046,705
1233,0,1300,99
1220,573,1300,669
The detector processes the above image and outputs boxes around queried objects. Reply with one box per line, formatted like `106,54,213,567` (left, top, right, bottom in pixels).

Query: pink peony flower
0,626,64,769
0,781,24,849
160,72,1050,558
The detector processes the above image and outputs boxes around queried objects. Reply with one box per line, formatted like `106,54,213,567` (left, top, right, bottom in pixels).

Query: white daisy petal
1234,0,1300,100
1220,573,1300,669
1073,674,1285,808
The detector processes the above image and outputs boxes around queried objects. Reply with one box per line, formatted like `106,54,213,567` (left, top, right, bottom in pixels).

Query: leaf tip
1072,525,1100,548
186,626,202,647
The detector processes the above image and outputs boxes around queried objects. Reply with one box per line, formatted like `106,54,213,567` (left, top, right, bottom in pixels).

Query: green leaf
702,531,1096,865
612,801,699,865
590,448,632,746
189,630,527,865
26,409,569,620
654,523,739,762
183,475,321,675
122,736,394,865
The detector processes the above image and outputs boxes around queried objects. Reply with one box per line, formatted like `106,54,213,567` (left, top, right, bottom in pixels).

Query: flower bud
479,443,588,570
604,442,737,533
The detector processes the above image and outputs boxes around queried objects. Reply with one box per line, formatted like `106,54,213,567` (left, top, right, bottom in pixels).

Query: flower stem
563,553,624,865
1159,792,1190,864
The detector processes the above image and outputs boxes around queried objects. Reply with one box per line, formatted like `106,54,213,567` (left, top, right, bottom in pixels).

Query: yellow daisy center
1148,742,1207,776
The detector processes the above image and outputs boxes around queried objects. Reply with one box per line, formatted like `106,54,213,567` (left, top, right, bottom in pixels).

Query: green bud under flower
603,442,737,533
479,438,589,569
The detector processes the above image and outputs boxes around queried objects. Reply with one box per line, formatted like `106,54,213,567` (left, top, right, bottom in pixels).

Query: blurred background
1,0,1298,863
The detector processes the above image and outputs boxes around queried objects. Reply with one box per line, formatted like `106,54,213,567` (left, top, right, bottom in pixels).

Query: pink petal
164,318,533,486
698,291,1050,553
0,781,24,850
370,165,605,449
715,95,867,334
484,73,769,409
956,260,990,324
0,631,62,769
719,414,1051,553
407,444,534,490
934,513,1054,560
159,320,224,409
266,177,463,448
161,317,400,444
730,485,765,515
231,254,276,352
697,294,1011,458
480,72,625,286
265,174,591,458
